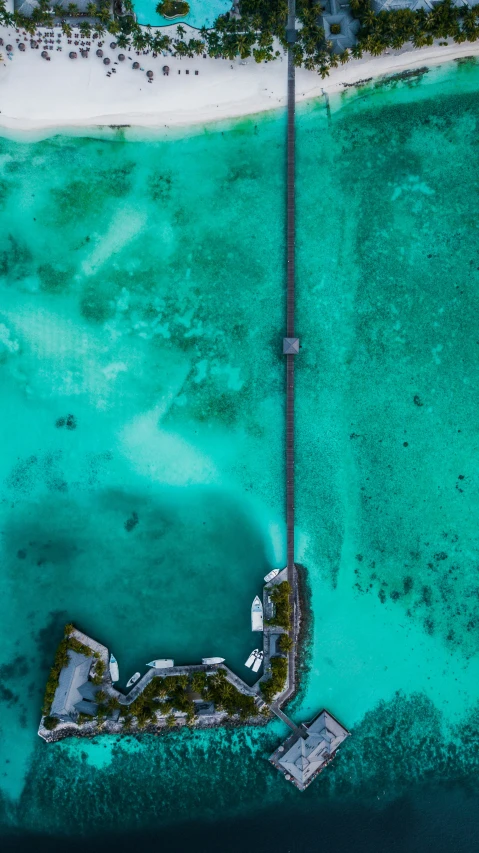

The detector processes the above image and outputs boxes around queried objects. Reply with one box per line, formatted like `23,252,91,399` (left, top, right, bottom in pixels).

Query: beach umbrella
6,44,13,52
118,53,125,61
0,39,3,46
132,61,140,69
96,48,103,57
19,43,25,51
110,42,117,49
162,65,169,75
103,57,110,65
30,40,37,48
69,51,77,58
146,70,153,79
81,49,88,58
41,50,48,58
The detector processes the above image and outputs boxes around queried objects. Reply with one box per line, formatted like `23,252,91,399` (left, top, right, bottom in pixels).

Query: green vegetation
156,0,190,17
91,657,106,685
42,625,92,715
204,669,258,719
266,581,291,630
1,0,475,75
77,712,93,725
278,633,293,653
128,675,194,727
350,0,479,56
43,715,59,730
260,656,288,703
126,669,258,726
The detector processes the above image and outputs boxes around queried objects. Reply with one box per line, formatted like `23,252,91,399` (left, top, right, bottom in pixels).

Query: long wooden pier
283,0,298,705
286,0,296,577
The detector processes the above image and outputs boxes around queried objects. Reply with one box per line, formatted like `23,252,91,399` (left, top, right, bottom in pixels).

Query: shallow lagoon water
2,58,479,848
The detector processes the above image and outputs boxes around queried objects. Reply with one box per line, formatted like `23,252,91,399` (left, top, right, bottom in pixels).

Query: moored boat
109,653,119,682
126,672,141,688
201,657,225,665
251,595,264,631
146,659,174,668
252,650,264,673
245,649,259,668
264,568,280,583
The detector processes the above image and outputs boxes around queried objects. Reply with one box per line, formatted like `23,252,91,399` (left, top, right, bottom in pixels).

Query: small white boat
126,672,141,688
109,653,119,683
251,596,264,632
146,659,174,669
245,649,259,668
201,657,225,665
252,651,264,673
264,568,280,584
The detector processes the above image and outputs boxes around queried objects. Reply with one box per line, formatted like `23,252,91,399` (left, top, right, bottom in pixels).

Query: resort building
50,649,94,723
318,0,360,54
269,710,350,791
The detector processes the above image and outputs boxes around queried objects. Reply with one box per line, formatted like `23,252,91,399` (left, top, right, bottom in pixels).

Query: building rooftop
283,337,300,354
270,710,349,790
50,650,92,723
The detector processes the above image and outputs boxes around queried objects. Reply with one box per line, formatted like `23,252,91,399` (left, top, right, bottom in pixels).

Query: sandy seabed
2,22,479,131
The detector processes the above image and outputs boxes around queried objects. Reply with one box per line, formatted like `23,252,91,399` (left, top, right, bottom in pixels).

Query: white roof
278,711,348,787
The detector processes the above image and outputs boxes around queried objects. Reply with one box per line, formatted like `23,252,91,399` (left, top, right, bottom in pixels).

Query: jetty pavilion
269,710,350,791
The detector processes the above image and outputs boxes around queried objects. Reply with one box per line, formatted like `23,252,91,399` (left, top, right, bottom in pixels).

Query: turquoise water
2,57,479,846
134,0,231,29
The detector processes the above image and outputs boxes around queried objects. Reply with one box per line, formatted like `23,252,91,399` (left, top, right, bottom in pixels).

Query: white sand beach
1,22,479,131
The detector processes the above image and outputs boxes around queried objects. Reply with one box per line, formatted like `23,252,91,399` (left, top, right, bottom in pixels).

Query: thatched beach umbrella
118,53,125,61
162,65,169,75
103,57,110,65
69,51,77,58
81,49,88,58
19,43,25,51
6,44,13,52
96,48,103,57
110,42,117,49
146,70,153,79
41,50,48,58
0,39,3,46
30,40,37,48
132,61,140,69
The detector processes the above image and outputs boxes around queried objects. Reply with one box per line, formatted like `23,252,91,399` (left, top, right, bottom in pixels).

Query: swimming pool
134,0,233,29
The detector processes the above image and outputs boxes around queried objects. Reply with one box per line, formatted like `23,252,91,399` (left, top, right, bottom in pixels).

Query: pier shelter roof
271,710,349,790
50,650,92,723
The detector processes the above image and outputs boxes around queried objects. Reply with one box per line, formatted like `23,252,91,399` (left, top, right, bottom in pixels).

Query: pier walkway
283,0,298,708
271,704,306,738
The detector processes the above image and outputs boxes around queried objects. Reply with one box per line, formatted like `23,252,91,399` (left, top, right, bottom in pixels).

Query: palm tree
176,23,186,38
67,2,78,15
86,1,97,15
107,18,120,34
62,21,72,36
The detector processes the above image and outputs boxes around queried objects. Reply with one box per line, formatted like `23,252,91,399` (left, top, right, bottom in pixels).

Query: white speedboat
126,672,141,688
201,657,225,665
245,649,259,668
264,568,280,584
146,659,174,669
252,651,264,673
251,596,264,632
109,653,119,682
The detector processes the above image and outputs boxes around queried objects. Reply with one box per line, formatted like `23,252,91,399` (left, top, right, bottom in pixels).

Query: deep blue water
4,787,479,853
